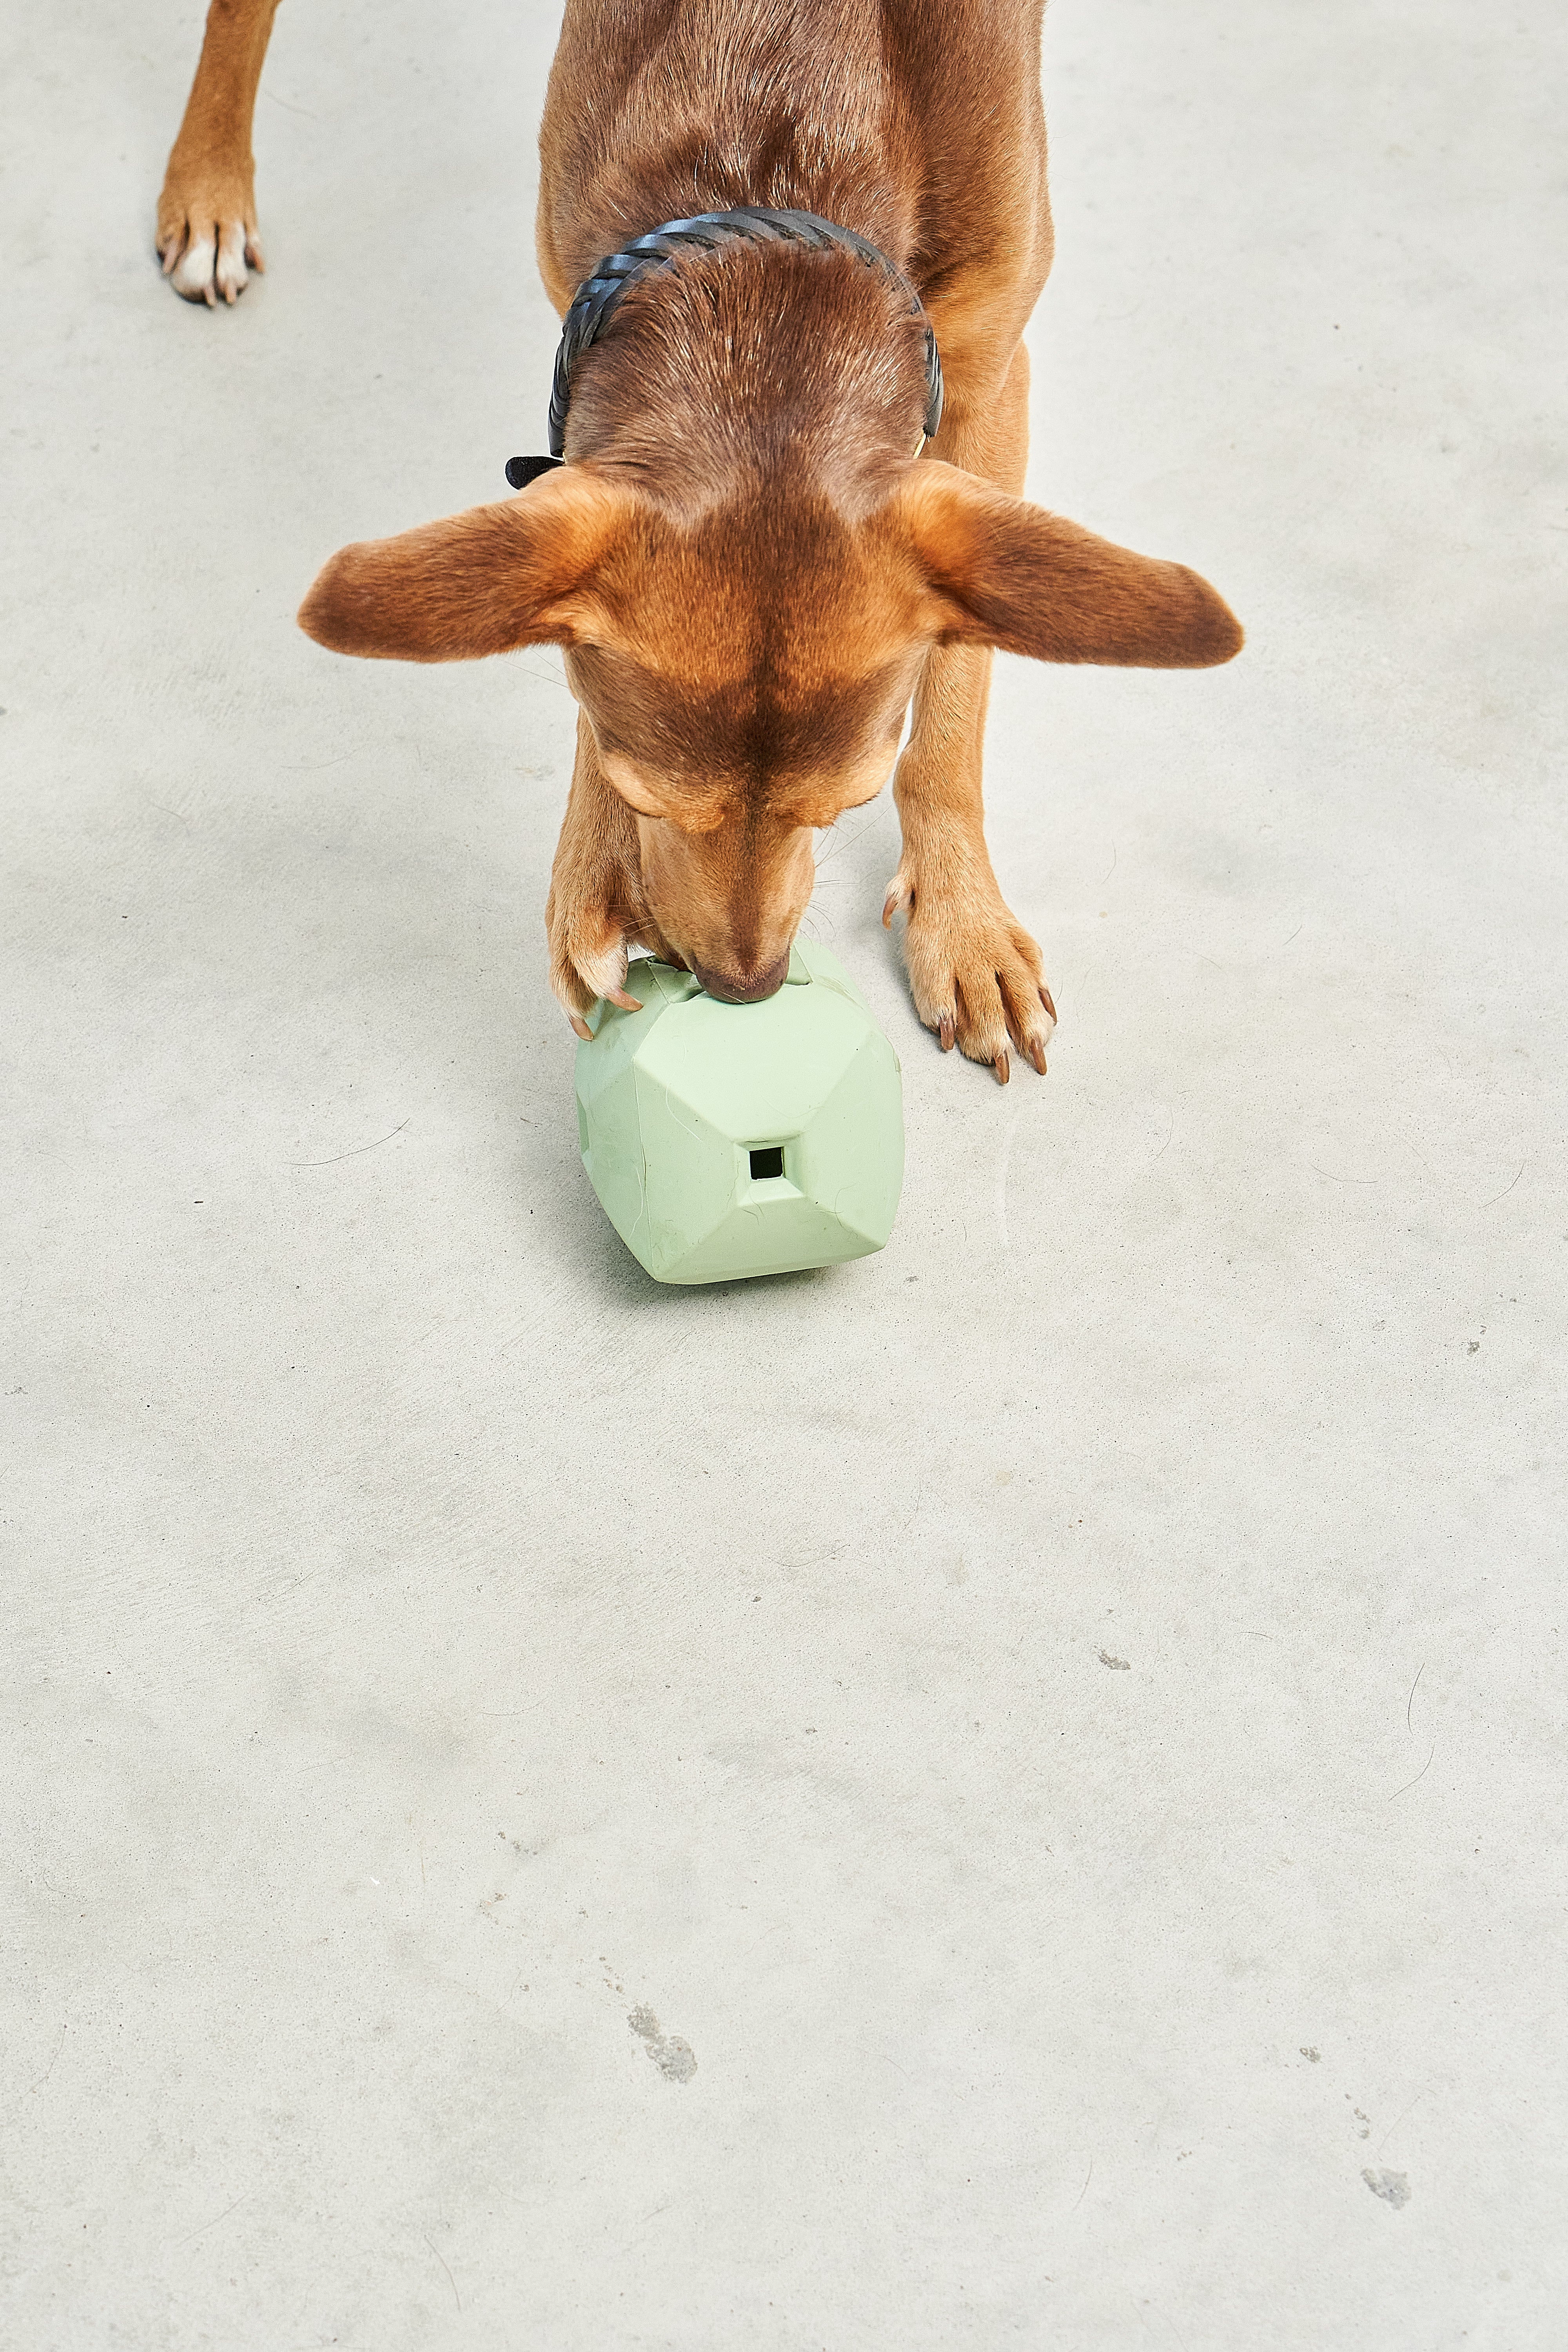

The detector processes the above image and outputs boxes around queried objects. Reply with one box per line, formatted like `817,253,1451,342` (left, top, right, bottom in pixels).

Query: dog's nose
690,951,790,1005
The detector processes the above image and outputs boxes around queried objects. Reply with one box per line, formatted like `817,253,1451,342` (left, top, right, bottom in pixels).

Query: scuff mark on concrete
629,2005,697,2083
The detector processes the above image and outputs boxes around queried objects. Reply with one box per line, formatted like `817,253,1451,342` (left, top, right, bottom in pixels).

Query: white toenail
172,236,216,298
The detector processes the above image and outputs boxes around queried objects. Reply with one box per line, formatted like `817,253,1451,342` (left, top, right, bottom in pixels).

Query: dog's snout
690,951,790,1005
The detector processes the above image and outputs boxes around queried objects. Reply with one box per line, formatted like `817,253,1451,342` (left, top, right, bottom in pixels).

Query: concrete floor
4,1,1565,2344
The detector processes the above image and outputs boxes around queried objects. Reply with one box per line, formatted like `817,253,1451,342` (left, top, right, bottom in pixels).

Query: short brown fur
168,0,1242,1069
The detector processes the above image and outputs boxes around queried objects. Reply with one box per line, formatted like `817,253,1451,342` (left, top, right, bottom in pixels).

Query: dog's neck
561,233,931,524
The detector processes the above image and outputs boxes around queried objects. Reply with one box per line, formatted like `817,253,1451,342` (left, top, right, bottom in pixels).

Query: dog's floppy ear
298,468,637,662
896,460,1243,669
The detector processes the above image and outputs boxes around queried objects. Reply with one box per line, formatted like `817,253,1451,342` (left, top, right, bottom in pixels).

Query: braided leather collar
505,205,943,489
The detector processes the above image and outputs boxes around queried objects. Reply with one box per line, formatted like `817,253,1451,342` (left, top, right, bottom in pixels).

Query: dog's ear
895,460,1243,669
298,469,637,661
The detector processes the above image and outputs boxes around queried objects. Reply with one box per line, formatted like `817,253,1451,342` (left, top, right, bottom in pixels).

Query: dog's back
538,0,1053,344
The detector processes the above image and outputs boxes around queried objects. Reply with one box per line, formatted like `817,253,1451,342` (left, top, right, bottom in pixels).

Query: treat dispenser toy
574,938,904,1284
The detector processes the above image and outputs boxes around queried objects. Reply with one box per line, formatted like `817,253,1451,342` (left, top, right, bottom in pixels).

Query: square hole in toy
749,1146,785,1180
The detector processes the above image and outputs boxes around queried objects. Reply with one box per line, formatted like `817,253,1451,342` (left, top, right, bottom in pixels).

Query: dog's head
299,459,1241,1000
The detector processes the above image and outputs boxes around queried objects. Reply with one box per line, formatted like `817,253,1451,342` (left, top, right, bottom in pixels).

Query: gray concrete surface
4,2,1565,2344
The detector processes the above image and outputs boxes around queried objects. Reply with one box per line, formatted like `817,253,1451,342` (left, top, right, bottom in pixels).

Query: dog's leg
884,342,1056,1084
158,0,281,304
547,717,675,1033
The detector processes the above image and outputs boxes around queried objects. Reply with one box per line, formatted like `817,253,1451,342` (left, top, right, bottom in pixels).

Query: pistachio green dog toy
574,938,904,1285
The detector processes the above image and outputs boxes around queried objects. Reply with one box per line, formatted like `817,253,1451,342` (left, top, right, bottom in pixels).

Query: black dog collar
505,205,944,490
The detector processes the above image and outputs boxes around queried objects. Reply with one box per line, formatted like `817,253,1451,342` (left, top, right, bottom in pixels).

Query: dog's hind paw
157,167,263,306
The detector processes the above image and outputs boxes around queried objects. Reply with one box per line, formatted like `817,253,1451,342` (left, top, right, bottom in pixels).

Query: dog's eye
599,751,668,819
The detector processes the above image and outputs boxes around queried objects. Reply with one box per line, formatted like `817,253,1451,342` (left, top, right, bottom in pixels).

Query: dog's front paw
547,870,669,1041
883,861,1055,1084
156,156,263,305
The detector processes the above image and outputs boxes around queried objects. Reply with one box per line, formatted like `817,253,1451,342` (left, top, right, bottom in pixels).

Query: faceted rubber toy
574,938,904,1285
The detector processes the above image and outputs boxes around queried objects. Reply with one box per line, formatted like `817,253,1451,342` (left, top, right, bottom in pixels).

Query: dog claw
1040,984,1056,1022
608,987,644,1012
938,1013,955,1052
1028,1037,1047,1076
569,1013,593,1040
994,1051,1010,1085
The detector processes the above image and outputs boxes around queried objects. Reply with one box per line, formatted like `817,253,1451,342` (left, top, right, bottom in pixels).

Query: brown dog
159,0,1241,1080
